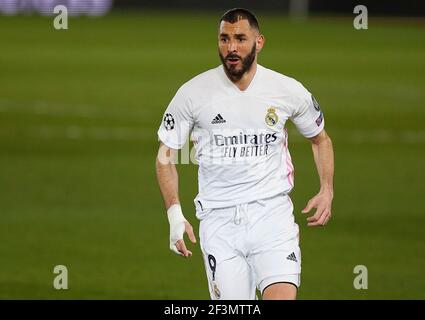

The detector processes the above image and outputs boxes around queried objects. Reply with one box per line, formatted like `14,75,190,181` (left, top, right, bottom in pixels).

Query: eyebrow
219,33,248,38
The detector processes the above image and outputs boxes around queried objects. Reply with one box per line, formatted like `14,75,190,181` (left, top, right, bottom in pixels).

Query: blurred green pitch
0,11,424,299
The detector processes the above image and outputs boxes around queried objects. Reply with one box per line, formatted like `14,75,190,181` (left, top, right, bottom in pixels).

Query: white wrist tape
167,204,187,255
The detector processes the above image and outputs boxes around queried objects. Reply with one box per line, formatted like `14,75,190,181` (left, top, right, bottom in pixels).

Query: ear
256,34,265,53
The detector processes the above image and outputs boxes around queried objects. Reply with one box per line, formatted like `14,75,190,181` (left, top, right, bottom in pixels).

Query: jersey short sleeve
290,91,325,138
157,86,194,150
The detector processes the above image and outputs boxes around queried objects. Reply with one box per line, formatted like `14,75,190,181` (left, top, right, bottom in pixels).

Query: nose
228,39,238,53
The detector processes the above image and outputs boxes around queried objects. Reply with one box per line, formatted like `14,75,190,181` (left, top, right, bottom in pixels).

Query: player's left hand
301,190,333,227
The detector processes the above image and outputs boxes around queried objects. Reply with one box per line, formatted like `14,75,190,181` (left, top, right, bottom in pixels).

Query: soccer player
155,8,334,300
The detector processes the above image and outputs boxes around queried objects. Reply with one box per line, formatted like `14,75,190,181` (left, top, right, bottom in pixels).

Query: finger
316,210,329,226
176,239,192,258
308,219,325,227
308,211,330,227
185,222,197,244
176,239,188,255
302,199,317,214
170,244,183,255
307,209,327,226
306,205,326,222
307,215,317,222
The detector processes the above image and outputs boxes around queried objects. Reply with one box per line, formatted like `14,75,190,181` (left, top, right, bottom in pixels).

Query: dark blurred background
2,0,425,16
114,0,425,16
1,0,424,300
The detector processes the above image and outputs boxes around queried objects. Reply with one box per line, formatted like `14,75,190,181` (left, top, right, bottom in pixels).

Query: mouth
226,57,240,65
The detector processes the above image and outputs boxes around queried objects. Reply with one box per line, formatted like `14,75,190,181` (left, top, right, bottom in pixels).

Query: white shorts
196,193,301,300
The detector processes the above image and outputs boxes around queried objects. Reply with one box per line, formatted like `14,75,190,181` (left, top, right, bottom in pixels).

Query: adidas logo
286,252,297,262
211,114,226,124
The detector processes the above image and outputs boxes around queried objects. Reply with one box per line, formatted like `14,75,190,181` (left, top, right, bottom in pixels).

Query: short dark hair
220,8,260,32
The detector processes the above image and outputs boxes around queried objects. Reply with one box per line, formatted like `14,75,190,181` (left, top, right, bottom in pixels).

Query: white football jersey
158,64,324,211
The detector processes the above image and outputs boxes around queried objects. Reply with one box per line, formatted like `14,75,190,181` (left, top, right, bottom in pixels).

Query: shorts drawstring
234,203,248,225
234,205,241,225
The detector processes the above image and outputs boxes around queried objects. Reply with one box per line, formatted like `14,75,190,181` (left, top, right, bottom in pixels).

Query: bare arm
156,143,196,256
155,143,180,210
301,129,334,227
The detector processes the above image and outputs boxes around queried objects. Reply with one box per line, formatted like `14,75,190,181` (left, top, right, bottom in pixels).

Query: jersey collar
219,63,261,94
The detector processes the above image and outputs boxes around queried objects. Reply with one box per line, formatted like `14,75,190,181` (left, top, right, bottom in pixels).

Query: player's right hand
167,204,197,257
174,221,197,257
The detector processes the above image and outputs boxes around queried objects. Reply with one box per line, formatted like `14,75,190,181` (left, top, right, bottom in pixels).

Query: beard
219,43,257,82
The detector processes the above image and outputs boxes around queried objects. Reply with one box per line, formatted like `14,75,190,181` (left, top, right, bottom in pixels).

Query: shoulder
169,66,223,112
176,66,222,97
259,65,310,98
258,65,313,113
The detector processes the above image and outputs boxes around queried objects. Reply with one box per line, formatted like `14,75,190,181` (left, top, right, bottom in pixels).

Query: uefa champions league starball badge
265,107,278,126
163,113,175,131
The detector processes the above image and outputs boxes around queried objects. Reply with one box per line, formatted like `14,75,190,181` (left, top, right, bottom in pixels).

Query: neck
227,61,258,91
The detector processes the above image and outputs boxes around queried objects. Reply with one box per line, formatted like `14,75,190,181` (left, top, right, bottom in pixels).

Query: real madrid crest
265,107,278,126
212,282,221,299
